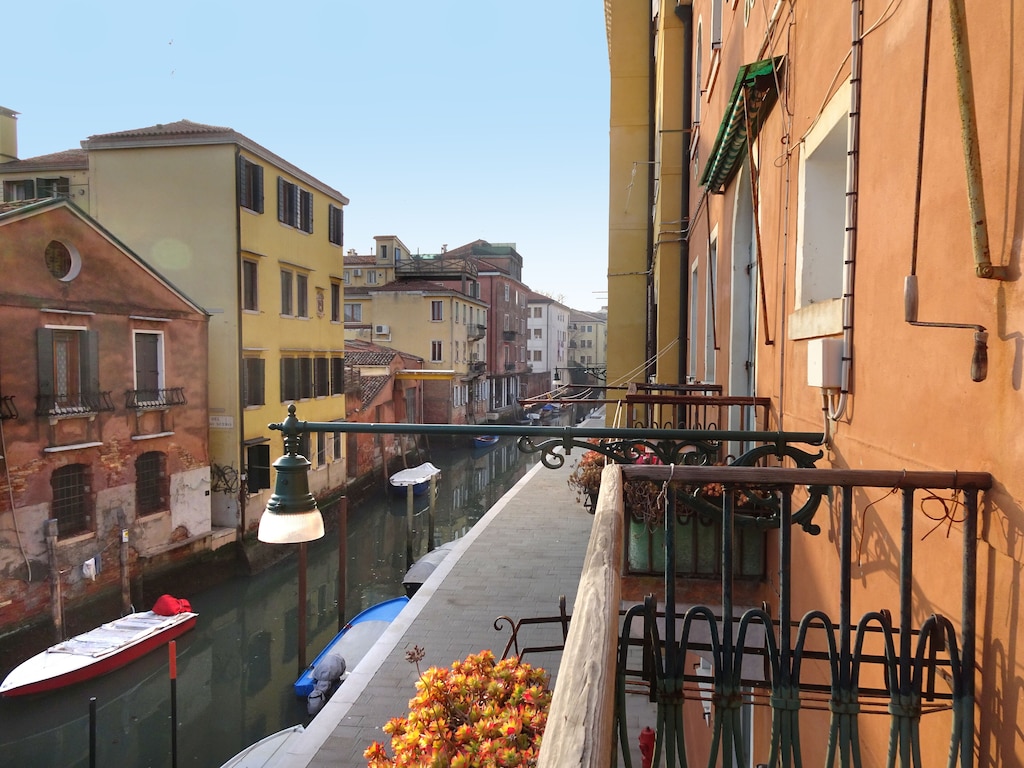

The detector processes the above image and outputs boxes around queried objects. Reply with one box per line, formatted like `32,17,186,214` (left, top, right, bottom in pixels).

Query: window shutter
238,156,248,207
83,331,100,394
301,190,313,233
280,357,287,401
277,176,286,223
254,358,265,405
247,444,271,490
254,165,264,213
37,328,55,398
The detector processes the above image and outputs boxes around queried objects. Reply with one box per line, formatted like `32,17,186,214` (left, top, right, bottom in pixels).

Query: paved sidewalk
277,439,597,767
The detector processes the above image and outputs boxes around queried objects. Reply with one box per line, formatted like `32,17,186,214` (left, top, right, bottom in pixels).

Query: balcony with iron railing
468,323,487,340
125,387,187,410
502,330,517,341
539,462,991,767
36,391,115,418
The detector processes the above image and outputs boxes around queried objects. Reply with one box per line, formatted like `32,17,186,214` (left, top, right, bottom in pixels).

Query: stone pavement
275,431,599,767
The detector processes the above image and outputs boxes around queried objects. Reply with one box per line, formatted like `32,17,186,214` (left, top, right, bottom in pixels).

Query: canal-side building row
0,197,210,632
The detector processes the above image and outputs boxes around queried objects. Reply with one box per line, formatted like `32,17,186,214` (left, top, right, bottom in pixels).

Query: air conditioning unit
354,269,363,277
374,324,391,336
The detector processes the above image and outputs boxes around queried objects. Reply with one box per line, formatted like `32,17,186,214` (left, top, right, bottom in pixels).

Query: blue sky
4,1,610,313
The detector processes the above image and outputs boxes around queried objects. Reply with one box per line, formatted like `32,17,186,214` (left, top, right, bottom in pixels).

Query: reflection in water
0,436,537,768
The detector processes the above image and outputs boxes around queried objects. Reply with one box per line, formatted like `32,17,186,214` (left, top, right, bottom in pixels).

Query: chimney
0,107,18,164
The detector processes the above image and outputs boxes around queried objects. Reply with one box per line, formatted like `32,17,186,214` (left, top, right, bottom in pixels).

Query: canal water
0,435,541,767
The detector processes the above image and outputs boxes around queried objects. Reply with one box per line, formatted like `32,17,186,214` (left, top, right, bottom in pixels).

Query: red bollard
639,726,656,768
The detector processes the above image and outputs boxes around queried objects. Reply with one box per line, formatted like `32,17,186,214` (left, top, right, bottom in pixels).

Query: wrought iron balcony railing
502,330,517,341
468,323,487,339
36,391,116,417
125,387,187,410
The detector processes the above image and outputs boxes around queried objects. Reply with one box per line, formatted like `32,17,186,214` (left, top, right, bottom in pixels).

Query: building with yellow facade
0,113,350,537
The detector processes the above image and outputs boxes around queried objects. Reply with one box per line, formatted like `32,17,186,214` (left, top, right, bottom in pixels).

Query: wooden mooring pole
120,528,131,614
45,519,63,643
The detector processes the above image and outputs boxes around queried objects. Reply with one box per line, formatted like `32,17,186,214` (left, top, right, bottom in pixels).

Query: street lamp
258,404,324,544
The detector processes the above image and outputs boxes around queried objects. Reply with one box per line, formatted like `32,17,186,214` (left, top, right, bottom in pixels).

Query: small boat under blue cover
294,596,409,699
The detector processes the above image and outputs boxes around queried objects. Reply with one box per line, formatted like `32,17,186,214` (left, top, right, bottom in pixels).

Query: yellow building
604,1,1024,764
0,115,350,536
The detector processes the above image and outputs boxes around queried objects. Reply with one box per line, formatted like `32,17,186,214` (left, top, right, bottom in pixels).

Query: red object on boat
0,599,197,697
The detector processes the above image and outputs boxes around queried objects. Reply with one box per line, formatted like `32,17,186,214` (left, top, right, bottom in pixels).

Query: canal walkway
272,415,615,767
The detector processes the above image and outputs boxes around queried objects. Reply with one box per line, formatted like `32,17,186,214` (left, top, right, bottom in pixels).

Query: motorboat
402,540,457,597
0,596,197,697
219,725,305,768
294,596,409,714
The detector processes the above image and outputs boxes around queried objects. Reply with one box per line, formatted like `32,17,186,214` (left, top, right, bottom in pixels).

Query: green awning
699,56,785,193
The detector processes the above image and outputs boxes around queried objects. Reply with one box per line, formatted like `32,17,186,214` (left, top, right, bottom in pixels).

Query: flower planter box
626,516,765,578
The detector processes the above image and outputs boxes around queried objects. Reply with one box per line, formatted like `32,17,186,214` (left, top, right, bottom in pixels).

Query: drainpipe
675,3,693,387
828,0,863,421
948,0,1003,280
903,0,989,383
646,9,658,382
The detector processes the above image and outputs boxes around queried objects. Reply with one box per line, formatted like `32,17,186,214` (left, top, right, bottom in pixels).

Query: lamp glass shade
258,507,324,543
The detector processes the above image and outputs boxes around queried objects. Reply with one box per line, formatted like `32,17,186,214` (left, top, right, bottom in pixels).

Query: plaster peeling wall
171,466,212,538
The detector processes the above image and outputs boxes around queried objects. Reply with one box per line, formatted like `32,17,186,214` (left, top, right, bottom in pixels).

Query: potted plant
365,647,552,768
567,446,605,513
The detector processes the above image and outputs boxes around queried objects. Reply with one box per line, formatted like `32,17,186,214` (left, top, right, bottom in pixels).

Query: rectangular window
243,357,266,406
503,284,510,302
239,158,264,213
317,432,327,466
246,444,271,490
343,270,351,284
280,269,293,315
136,451,168,516
366,271,378,285
333,430,342,460
51,464,91,538
281,357,299,401
328,204,344,246
533,328,542,339
133,332,162,402
331,282,341,322
3,179,34,200
36,177,70,199
314,357,329,397
277,177,313,233
706,238,718,382
243,260,258,310
431,300,443,321
344,303,362,322
296,273,308,318
331,357,344,395
37,327,100,415
430,341,443,362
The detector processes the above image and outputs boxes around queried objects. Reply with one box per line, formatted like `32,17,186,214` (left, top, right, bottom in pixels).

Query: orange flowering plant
364,647,552,768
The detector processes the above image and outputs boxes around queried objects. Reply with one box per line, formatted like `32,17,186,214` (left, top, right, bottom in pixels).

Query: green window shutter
238,156,248,208
277,176,286,223
37,328,54,398
254,165,264,214
83,331,100,394
247,444,271,491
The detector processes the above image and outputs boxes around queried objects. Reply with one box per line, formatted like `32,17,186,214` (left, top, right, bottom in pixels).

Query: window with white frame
344,303,361,322
431,300,443,321
430,340,443,362
37,326,100,415
330,281,341,322
133,331,163,402
796,83,850,319
367,271,378,285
